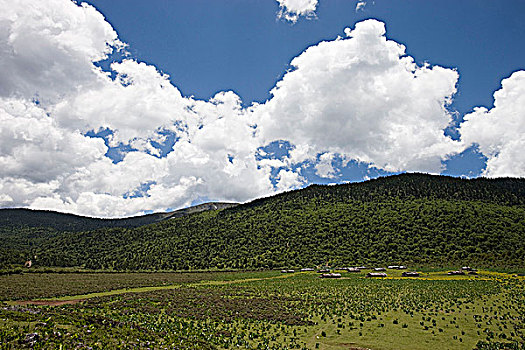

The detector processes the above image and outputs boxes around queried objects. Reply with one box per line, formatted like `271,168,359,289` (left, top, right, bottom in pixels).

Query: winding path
15,272,298,306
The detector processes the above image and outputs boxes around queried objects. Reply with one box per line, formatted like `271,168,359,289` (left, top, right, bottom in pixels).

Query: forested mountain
0,202,238,232
1,173,524,270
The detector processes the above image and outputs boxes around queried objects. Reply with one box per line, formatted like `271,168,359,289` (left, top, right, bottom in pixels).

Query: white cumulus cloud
315,153,337,178
275,169,305,192
0,0,273,217
254,19,462,173
0,0,122,104
459,71,525,177
276,0,318,23
0,1,521,217
355,1,367,12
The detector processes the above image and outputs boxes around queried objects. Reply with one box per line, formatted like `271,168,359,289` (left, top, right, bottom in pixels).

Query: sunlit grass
1,269,523,349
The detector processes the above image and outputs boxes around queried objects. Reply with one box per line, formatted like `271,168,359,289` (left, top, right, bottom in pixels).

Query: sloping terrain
1,173,524,270
0,202,238,232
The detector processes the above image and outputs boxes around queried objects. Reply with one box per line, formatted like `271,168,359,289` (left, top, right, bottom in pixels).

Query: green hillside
1,173,524,270
0,202,237,232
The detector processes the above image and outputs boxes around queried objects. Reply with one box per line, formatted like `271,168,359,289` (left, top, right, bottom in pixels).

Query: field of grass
0,270,280,301
1,269,524,349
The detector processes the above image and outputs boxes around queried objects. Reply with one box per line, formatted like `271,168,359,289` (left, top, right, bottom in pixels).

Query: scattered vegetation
0,271,279,301
1,270,524,349
1,174,524,348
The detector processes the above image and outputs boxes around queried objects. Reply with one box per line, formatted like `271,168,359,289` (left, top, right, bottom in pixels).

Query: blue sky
84,0,525,179
85,0,525,115
1,0,524,216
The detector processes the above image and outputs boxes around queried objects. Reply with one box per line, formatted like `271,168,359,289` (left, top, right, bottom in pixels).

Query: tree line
1,173,524,270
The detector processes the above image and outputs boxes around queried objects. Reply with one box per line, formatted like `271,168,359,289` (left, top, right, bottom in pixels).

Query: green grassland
1,269,524,349
0,270,280,301
1,174,524,348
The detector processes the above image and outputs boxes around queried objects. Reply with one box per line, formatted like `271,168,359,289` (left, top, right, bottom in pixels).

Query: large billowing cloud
255,20,462,173
0,0,121,103
0,0,272,217
459,71,525,177
0,1,520,217
0,97,107,206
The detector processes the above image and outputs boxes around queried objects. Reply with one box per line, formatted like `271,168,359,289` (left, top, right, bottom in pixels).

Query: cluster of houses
280,265,482,279
366,272,388,277
319,273,342,279
387,265,408,270
281,264,421,278
280,267,317,273
401,271,420,277
448,266,478,275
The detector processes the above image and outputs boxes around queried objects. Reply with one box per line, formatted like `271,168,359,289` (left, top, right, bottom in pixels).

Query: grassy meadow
1,268,524,349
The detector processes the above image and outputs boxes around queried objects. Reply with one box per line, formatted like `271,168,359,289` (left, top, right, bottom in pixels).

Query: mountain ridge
0,202,238,232
1,173,524,270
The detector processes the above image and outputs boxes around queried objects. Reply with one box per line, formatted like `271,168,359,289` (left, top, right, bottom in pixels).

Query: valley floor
1,269,524,349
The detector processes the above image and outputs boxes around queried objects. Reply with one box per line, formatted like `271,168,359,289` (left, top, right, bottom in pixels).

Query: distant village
280,265,481,278
22,257,487,278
